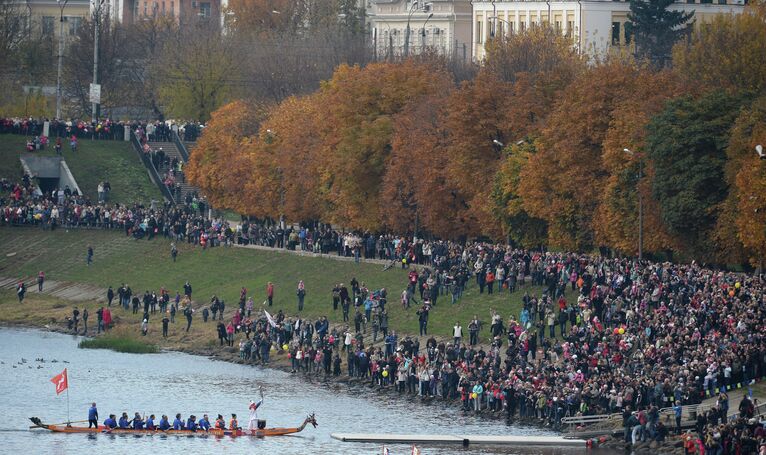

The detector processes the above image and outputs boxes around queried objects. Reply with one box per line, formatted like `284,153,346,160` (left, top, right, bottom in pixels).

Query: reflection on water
0,328,611,455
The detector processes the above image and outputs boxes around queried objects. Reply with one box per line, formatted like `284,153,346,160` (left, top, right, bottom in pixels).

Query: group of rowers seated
102,412,241,431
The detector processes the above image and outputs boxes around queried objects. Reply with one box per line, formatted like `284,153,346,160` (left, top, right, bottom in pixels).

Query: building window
200,2,211,18
611,22,620,45
567,20,574,37
68,16,81,36
497,21,504,37
42,16,55,37
477,20,483,43
519,21,526,32
555,20,562,33
170,1,174,15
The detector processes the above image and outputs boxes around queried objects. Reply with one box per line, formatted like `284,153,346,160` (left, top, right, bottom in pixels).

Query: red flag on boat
50,368,68,395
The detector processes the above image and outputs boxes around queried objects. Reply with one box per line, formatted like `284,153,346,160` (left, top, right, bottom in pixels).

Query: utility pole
56,0,68,120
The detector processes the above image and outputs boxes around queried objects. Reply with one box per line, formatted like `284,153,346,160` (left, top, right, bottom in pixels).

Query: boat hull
29,417,315,438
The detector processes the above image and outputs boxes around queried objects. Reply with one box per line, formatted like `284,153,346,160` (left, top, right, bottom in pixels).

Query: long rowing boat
29,414,317,437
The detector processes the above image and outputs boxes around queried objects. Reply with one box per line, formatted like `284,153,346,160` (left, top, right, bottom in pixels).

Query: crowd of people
0,173,231,247
3,121,765,453
179,243,765,454
0,117,203,142
103,240,765,453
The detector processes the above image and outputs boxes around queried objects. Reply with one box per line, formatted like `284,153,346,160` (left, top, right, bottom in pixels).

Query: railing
130,131,176,204
560,413,622,425
172,129,190,162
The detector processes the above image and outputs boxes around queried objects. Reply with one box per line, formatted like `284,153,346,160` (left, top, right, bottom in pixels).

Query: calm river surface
0,328,598,455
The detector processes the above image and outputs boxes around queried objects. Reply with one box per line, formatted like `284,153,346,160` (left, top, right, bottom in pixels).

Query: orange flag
50,368,68,395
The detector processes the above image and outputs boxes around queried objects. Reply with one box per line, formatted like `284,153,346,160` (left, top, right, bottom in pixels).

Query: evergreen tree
627,0,694,67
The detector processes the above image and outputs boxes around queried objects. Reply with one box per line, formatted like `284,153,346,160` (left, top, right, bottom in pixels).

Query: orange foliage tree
314,61,454,231
729,95,766,266
186,100,269,214
596,68,683,255
520,60,663,251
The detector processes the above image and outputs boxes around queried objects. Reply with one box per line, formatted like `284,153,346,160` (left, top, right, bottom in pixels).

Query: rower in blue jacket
158,415,170,431
118,412,130,428
146,414,156,430
198,414,211,431
103,414,117,429
132,412,144,430
172,413,184,430
186,415,197,432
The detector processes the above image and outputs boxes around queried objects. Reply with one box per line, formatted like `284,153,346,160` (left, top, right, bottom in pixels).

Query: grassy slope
0,228,546,343
0,135,162,205
0,135,27,180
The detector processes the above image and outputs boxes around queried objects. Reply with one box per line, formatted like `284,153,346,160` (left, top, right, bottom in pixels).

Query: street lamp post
56,0,68,120
489,16,513,38
404,1,431,57
624,148,643,260
420,13,433,52
91,0,105,123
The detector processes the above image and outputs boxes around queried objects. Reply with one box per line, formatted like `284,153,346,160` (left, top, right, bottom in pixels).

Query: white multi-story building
369,0,473,62
471,0,745,59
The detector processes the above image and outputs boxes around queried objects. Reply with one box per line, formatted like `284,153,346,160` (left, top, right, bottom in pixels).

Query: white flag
263,309,277,328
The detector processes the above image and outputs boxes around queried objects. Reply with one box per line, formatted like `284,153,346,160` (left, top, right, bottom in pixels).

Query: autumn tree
672,5,766,95
257,94,326,222
595,67,682,255
726,95,766,266
315,61,453,231
381,90,469,237
445,27,585,239
520,60,664,251
492,140,548,247
186,100,269,213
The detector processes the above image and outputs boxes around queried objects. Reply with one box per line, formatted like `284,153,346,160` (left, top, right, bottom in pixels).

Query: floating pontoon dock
331,433,587,447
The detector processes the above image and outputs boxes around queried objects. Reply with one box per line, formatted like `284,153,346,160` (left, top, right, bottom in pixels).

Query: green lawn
0,135,162,205
0,135,27,180
0,228,548,342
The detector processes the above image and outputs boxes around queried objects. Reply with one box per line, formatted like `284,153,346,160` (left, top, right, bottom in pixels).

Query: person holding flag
248,387,265,431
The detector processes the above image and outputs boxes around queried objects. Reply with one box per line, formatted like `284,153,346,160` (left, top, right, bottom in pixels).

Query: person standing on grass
296,280,306,311
184,305,193,332
82,307,89,334
453,322,463,346
72,307,80,333
267,282,274,307
162,313,169,338
96,307,104,334
183,281,192,299
86,245,93,266
141,318,148,336
171,243,178,262
107,286,114,307
37,271,45,292
17,281,26,302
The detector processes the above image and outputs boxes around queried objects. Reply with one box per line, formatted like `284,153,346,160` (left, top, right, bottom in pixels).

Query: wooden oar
29,419,89,428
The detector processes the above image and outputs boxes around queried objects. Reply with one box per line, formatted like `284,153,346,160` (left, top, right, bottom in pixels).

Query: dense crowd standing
0,175,230,247
100,243,765,454
0,117,203,142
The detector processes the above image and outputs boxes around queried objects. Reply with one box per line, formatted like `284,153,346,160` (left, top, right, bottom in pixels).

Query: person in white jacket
453,322,463,345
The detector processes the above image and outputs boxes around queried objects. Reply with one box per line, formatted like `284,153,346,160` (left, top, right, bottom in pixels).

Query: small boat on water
29,414,317,437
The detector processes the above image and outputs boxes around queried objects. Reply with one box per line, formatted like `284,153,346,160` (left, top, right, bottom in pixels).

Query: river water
0,328,595,455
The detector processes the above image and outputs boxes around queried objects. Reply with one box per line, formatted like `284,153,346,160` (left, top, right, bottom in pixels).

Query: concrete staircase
148,141,199,204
